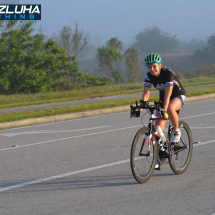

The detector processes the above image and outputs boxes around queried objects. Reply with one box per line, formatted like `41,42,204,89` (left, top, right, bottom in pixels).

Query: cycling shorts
173,95,187,108
156,95,187,114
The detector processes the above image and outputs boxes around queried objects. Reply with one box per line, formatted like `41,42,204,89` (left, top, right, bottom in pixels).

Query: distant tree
60,23,90,57
192,33,215,65
177,39,207,53
124,48,144,83
132,26,180,54
207,34,215,52
192,47,214,66
51,27,95,60
60,26,71,56
96,37,124,83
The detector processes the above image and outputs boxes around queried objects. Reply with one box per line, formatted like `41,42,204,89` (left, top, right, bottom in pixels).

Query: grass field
0,86,215,123
0,76,215,110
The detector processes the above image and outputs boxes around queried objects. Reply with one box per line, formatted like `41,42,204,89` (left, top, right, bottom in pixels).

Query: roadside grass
0,76,215,109
0,87,215,123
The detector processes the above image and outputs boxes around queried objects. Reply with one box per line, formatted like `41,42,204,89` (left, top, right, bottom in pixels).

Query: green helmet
144,53,162,66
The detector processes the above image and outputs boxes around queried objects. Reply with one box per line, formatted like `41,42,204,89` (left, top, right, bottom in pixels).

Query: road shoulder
0,93,215,130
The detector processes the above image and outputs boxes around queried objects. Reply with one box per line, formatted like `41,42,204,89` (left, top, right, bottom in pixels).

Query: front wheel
130,127,157,183
168,121,193,174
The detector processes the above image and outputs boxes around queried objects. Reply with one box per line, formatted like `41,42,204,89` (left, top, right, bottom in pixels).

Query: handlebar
130,100,165,118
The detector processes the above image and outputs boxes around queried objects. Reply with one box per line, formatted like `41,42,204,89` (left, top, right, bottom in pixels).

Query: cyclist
141,53,186,169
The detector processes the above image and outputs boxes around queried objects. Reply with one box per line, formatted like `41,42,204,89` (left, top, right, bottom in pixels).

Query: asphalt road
1,84,215,114
0,98,215,214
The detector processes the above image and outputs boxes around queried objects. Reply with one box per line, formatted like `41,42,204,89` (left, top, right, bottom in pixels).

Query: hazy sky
8,0,215,45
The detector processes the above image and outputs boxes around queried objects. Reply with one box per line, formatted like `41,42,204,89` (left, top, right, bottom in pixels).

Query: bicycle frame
139,110,188,158
139,109,163,157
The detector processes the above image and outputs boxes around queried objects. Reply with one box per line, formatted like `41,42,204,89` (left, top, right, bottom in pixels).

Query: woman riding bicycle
141,53,186,169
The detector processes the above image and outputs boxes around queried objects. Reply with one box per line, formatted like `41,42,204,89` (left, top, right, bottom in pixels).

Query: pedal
160,150,169,158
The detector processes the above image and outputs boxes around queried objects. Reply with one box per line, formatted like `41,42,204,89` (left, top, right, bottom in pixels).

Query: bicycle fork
139,132,152,157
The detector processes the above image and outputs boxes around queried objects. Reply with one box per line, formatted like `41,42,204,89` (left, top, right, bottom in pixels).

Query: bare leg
167,99,181,130
155,98,180,155
155,117,166,131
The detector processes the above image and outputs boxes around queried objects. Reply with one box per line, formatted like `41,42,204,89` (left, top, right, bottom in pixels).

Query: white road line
0,138,214,192
1,111,215,151
0,125,142,152
190,126,215,130
180,112,215,120
0,125,112,137
194,139,215,146
0,159,130,192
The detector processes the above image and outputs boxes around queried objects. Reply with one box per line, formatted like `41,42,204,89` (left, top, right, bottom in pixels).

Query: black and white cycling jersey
144,68,186,102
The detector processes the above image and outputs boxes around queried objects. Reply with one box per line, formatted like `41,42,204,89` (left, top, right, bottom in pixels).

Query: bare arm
142,87,150,102
163,86,173,110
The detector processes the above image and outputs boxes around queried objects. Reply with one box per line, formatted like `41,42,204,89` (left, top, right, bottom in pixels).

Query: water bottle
155,125,169,158
155,125,166,144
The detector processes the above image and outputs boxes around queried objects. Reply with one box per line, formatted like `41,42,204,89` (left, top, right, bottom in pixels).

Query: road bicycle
130,100,193,183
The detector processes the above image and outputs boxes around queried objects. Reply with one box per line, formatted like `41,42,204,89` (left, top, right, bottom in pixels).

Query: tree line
96,27,215,83
0,21,215,94
47,24,215,84
0,21,114,94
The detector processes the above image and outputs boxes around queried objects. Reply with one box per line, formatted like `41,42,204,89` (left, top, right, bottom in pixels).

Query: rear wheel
130,127,157,183
168,121,193,174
